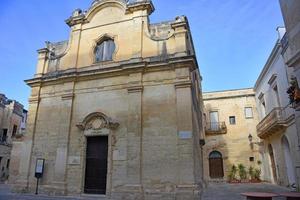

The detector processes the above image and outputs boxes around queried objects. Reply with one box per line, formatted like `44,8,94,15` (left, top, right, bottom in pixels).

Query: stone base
110,184,202,200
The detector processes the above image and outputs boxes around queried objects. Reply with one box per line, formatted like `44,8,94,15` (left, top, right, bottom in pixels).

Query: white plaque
179,131,192,139
68,156,81,165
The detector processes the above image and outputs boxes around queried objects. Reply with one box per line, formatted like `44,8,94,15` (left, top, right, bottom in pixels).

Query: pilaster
53,82,75,195
125,72,143,192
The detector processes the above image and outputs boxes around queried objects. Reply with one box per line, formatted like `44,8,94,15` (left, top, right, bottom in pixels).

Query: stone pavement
0,184,105,200
202,182,291,200
0,183,292,200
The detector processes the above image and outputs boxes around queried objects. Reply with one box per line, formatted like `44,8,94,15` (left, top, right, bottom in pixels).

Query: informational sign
35,159,45,178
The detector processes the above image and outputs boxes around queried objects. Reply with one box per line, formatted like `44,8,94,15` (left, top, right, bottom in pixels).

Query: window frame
244,107,254,119
229,116,236,125
94,38,116,63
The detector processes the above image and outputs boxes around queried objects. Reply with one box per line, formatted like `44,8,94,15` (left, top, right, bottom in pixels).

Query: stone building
202,89,260,182
0,94,25,182
254,28,300,189
9,0,204,199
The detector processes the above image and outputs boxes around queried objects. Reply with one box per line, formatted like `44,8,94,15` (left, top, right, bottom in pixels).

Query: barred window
95,39,115,62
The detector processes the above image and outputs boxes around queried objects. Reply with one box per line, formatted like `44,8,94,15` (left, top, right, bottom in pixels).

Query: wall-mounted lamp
248,134,253,143
248,134,263,147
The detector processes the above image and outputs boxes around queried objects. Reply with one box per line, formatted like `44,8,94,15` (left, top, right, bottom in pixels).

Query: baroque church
9,0,204,199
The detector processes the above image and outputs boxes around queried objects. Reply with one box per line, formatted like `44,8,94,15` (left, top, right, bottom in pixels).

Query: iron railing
205,122,227,135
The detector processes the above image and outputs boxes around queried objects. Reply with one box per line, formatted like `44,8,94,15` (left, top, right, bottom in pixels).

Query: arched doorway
268,144,277,183
209,151,224,179
77,112,119,195
282,136,296,185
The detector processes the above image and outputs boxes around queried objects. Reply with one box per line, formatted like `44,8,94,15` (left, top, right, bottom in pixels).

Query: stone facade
254,28,300,189
9,0,204,199
0,94,25,182
202,89,260,182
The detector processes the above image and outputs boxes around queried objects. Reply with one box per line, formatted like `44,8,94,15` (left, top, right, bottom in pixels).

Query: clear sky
0,0,284,109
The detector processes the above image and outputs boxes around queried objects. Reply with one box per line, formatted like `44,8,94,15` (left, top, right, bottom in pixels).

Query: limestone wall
203,89,261,182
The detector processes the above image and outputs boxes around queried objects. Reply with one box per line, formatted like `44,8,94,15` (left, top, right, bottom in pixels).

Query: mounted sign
35,159,45,178
34,158,45,195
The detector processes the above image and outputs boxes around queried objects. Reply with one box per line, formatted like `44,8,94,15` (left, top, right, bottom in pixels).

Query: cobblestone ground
0,183,292,200
202,182,291,200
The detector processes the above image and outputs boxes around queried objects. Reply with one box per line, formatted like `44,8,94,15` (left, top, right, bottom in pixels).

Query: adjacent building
254,28,300,188
0,94,26,182
203,89,260,182
9,0,204,199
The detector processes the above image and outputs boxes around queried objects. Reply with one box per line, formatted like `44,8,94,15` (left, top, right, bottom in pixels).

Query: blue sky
0,0,283,108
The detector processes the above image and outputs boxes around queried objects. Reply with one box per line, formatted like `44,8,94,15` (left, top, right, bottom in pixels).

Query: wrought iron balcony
205,122,227,135
257,107,293,139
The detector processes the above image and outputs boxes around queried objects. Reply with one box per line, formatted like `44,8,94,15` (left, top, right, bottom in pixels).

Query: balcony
257,107,294,139
205,122,227,135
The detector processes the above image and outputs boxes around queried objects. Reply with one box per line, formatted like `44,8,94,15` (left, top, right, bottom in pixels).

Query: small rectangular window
245,107,253,119
249,157,255,162
229,116,236,125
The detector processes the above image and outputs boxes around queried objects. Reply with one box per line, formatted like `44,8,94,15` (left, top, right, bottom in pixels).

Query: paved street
0,183,292,200
202,183,290,200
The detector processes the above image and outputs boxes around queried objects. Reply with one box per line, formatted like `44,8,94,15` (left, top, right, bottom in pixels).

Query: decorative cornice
77,112,119,131
24,56,198,87
61,93,75,100
126,0,154,15
28,96,40,104
267,74,278,85
286,49,300,67
174,80,192,89
127,85,143,93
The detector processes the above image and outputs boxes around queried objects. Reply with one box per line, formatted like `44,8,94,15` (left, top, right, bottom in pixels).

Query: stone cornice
286,49,300,67
254,40,281,90
28,96,40,104
25,56,198,87
126,0,154,15
174,80,192,89
61,93,75,101
127,85,143,93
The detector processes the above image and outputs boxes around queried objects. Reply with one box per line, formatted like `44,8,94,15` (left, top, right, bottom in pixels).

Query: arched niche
76,112,119,137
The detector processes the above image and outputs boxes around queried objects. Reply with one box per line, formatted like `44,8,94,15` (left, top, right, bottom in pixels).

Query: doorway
268,144,277,183
209,151,224,179
84,136,108,194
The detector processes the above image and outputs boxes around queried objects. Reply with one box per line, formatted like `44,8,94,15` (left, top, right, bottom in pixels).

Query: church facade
9,0,204,199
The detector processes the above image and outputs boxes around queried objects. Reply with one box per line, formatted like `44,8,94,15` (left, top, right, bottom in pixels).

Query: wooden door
209,151,224,179
84,136,108,194
268,144,277,183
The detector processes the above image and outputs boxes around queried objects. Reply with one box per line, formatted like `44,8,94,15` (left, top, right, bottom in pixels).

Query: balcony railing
205,122,227,135
257,107,294,139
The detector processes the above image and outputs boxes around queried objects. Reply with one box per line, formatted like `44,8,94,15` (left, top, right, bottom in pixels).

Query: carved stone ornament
76,112,119,131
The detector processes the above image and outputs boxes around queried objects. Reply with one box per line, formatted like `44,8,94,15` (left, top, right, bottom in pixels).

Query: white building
254,28,300,189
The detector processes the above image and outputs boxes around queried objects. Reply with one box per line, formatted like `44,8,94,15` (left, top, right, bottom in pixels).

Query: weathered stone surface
9,0,204,199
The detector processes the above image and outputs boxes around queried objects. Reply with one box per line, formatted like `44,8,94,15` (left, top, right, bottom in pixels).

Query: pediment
85,0,126,26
